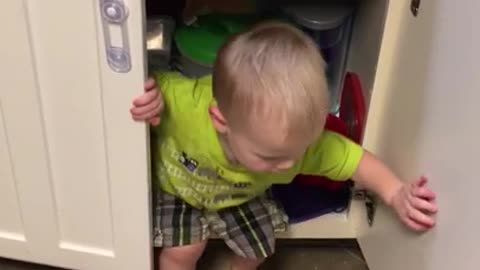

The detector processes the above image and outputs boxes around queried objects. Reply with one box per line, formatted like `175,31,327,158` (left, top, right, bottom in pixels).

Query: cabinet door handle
100,0,131,73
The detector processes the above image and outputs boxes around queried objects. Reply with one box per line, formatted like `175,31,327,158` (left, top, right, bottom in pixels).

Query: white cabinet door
360,0,479,269
0,1,151,269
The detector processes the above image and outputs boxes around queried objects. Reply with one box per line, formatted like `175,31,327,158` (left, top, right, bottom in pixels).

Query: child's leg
158,241,207,270
153,190,210,270
231,255,265,270
213,196,288,270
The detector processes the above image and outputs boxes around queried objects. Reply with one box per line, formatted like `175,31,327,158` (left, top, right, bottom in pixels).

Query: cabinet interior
144,0,389,238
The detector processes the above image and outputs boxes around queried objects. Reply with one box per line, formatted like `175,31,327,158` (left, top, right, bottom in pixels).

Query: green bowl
175,14,256,67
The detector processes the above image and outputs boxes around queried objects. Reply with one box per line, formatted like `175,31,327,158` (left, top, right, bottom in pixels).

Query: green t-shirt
152,72,364,210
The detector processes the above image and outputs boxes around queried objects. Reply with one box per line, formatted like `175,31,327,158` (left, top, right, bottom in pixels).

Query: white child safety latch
100,0,131,73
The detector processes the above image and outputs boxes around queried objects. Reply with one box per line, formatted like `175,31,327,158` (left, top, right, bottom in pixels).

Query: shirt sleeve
152,71,191,120
154,71,182,102
299,131,364,181
153,71,212,107
151,72,184,135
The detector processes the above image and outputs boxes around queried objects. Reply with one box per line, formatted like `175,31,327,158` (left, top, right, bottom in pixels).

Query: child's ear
209,106,229,133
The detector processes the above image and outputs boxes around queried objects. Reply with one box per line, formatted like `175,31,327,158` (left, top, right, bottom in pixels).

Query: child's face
210,105,316,173
224,119,312,173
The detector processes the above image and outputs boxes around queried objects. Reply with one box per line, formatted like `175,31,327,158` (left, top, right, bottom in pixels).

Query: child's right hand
130,78,164,126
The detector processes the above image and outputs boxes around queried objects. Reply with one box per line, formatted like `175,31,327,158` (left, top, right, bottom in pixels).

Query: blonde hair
213,21,330,141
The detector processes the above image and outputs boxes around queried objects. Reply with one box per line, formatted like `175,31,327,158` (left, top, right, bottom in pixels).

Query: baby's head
210,22,330,173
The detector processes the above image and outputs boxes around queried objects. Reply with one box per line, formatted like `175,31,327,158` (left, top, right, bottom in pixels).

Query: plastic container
282,3,355,113
271,178,351,224
282,3,354,49
146,16,175,71
339,72,367,144
173,54,213,78
174,14,254,78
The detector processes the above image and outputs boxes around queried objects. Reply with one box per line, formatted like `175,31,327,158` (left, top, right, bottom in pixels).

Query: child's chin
247,167,274,174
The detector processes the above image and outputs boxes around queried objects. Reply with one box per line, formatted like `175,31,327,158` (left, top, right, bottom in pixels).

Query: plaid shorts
152,189,289,259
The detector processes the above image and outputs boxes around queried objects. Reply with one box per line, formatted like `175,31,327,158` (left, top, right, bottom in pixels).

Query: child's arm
300,132,438,231
130,78,164,126
352,151,438,231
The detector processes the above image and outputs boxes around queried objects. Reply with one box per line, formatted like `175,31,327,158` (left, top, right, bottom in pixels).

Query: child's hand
130,78,164,126
391,176,438,231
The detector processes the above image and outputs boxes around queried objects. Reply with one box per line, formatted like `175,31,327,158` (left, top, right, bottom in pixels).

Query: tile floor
0,241,368,270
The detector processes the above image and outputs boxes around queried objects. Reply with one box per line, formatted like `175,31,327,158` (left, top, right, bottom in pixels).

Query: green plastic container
174,14,255,77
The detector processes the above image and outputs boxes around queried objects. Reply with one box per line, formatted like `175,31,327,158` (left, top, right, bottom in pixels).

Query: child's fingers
144,78,156,91
131,97,161,116
149,117,161,126
132,103,162,121
412,186,436,201
406,204,436,227
414,176,428,187
403,217,431,232
410,197,438,214
133,89,159,107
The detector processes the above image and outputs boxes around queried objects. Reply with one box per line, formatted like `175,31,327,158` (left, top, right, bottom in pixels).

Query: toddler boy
131,22,437,270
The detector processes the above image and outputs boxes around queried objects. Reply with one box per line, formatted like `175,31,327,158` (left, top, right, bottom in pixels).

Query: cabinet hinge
411,0,421,17
353,189,377,226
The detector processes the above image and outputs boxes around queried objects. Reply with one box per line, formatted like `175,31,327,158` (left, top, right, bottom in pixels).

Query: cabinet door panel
0,1,151,269
360,1,480,270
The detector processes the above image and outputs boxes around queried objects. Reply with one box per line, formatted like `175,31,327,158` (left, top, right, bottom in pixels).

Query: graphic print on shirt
179,152,198,172
159,141,255,208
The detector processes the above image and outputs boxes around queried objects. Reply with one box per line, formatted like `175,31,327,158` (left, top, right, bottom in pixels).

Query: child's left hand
390,176,438,232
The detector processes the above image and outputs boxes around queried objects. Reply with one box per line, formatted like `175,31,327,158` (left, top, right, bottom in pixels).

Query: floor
199,241,369,270
0,241,368,270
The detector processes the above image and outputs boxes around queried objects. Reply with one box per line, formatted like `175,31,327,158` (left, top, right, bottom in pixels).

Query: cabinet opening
144,0,388,238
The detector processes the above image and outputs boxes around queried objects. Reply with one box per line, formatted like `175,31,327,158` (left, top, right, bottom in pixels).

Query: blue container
282,3,355,113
